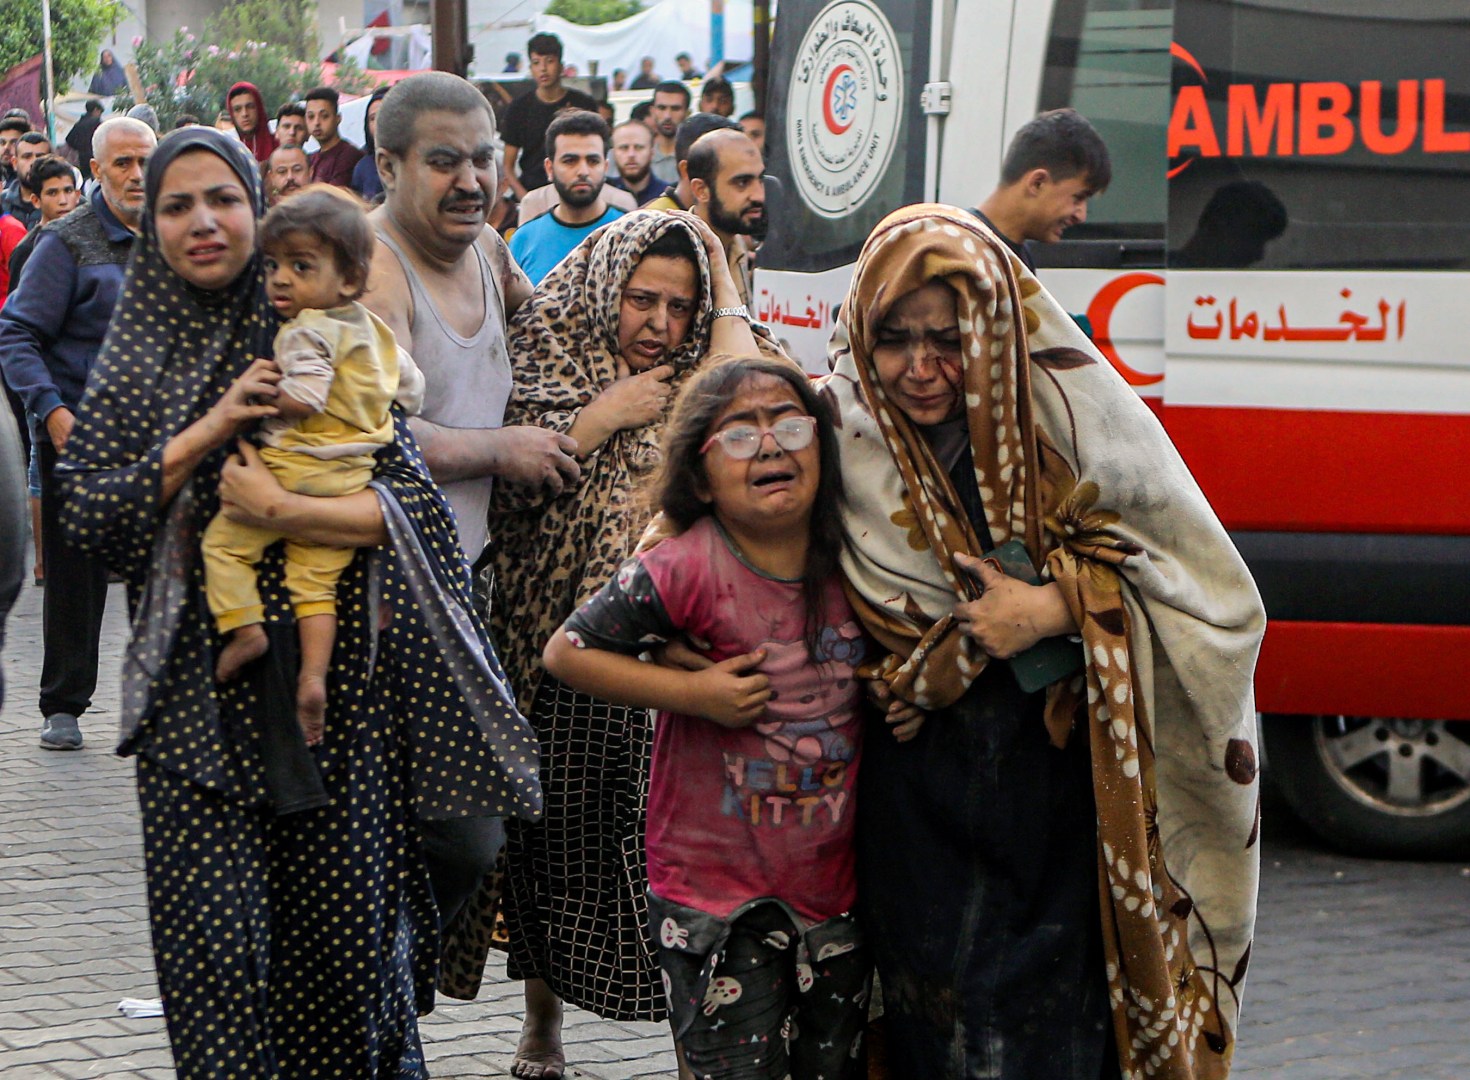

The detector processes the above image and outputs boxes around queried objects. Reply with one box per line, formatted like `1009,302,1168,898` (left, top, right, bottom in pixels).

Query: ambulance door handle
922,81,953,116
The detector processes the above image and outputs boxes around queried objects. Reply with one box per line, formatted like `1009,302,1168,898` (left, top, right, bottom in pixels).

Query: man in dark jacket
1,132,51,230
0,116,155,750
65,100,104,176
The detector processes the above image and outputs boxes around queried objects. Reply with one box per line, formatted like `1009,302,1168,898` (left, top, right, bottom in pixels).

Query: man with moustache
647,80,689,184
645,112,739,213
265,144,310,206
359,69,580,950
0,117,26,186
0,117,155,752
687,128,766,307
509,111,624,285
363,72,580,568
2,133,52,229
606,120,661,207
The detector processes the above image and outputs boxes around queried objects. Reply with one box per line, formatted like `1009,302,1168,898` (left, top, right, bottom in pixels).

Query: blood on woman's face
153,150,257,293
871,281,965,426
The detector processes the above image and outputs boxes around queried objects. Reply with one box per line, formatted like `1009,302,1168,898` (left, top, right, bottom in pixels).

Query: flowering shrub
113,28,370,130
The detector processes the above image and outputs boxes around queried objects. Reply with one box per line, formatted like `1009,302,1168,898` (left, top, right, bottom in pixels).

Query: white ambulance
757,0,1470,855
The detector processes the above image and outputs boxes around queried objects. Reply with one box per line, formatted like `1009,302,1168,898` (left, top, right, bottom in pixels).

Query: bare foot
510,1033,565,1080
216,625,269,682
297,675,326,747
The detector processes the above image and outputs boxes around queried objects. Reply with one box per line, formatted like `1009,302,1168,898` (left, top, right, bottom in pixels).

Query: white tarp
470,0,758,82
340,25,433,72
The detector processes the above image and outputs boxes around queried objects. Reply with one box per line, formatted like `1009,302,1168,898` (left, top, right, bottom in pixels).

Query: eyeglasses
700,415,817,459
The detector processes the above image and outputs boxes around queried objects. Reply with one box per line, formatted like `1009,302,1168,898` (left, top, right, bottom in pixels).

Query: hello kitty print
563,516,866,923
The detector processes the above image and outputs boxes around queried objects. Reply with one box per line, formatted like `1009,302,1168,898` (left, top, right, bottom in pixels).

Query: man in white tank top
362,72,580,567
358,75,581,1053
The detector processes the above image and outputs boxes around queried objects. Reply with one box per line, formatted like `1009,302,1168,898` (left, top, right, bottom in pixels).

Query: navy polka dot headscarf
143,125,266,240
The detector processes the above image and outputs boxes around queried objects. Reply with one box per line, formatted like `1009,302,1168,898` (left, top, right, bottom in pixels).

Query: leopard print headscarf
489,210,718,709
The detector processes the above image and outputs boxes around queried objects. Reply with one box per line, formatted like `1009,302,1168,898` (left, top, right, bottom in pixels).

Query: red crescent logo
823,64,857,134
1086,272,1165,387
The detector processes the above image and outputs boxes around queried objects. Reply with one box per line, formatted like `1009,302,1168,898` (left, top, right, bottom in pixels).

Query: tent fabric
341,26,432,72
470,0,758,82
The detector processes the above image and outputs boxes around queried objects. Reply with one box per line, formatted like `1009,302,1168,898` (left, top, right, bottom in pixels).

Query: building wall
144,0,235,46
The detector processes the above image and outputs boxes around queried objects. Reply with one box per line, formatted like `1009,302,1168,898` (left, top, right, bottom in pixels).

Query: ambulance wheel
1263,714,1470,859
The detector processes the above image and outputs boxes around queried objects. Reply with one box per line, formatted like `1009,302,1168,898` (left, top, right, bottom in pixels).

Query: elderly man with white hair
0,116,156,751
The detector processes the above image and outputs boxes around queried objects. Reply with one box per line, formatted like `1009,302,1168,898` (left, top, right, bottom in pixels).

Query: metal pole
752,0,769,114
40,0,58,143
710,0,725,69
430,0,470,77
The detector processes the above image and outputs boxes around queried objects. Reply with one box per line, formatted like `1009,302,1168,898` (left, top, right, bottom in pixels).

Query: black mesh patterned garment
57,127,542,1078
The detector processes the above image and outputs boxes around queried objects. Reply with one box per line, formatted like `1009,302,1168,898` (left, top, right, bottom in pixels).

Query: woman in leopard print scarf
438,208,783,1073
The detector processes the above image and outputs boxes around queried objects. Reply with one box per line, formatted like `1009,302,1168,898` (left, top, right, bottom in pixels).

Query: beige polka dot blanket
823,204,1266,1078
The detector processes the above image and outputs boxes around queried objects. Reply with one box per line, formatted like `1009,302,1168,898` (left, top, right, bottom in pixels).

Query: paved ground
2,569,1469,1078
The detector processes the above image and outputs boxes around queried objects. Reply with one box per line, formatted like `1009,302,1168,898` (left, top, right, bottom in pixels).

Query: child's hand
688,649,770,728
650,634,715,672
201,357,280,450
866,678,926,742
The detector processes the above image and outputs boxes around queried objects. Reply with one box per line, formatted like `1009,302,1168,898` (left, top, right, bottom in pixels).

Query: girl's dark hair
654,357,847,651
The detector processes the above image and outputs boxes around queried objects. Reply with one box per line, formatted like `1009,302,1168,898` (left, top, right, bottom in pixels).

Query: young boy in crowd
205,186,424,744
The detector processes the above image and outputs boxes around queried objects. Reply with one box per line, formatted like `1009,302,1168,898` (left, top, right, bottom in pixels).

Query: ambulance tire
1263,714,1470,859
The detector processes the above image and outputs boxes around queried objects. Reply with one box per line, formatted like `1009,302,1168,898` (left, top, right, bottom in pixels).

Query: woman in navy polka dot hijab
57,127,543,1078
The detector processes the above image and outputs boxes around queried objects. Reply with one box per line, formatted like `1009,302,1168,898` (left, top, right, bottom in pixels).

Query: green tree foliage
209,0,319,63
112,29,370,131
544,0,644,26
0,0,122,84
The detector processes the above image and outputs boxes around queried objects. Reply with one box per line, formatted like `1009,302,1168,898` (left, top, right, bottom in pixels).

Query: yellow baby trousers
202,448,373,633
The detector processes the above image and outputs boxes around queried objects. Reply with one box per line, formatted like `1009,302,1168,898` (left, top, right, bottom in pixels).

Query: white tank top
376,227,510,563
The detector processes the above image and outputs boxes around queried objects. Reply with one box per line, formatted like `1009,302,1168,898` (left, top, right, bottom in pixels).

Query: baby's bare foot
297,675,326,747
216,625,269,682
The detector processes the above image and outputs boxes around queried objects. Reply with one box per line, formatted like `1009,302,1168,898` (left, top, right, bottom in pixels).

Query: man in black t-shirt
971,108,1111,274
501,32,597,200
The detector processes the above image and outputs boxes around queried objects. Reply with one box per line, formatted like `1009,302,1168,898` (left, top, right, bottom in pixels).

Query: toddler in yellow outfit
204,187,424,744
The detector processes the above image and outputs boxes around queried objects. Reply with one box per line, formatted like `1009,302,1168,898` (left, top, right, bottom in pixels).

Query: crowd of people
0,30,1266,1080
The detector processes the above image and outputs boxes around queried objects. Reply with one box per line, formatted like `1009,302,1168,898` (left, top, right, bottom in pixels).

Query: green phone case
978,540,1086,695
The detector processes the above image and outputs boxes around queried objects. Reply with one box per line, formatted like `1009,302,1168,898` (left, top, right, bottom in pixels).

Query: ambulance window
1168,0,1470,271
1039,0,1174,244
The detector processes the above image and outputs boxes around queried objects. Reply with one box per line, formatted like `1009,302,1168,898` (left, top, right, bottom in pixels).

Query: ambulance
756,0,1470,855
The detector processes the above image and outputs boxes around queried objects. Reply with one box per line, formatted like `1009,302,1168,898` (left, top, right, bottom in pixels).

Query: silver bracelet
710,304,750,321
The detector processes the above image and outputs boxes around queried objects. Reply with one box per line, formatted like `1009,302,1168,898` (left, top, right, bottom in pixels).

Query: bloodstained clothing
562,515,865,925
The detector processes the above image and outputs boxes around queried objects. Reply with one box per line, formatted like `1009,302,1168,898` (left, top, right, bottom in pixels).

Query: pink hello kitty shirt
562,516,866,924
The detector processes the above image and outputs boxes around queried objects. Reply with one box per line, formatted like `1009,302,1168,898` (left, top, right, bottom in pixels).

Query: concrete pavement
0,576,679,1079
4,567,1470,1077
